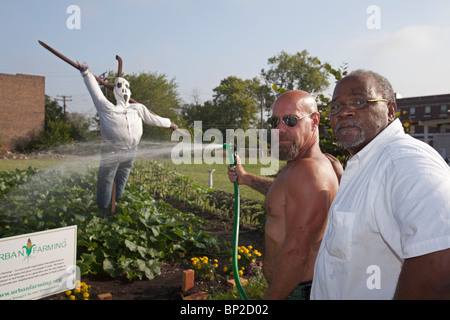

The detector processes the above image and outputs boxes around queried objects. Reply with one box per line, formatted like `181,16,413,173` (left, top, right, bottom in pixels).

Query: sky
1,0,450,117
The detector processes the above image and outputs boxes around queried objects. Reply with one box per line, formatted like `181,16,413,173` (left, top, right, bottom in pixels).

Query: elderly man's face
330,76,396,156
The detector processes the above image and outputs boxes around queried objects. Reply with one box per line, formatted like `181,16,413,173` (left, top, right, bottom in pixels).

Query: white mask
114,77,131,104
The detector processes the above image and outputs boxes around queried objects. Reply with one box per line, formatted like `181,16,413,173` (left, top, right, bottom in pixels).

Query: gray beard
335,121,366,149
279,143,299,161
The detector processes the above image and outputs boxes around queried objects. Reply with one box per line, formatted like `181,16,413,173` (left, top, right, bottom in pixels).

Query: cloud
343,25,450,97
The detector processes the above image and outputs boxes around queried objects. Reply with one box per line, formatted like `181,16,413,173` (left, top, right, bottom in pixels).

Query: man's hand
77,61,89,76
227,154,244,184
170,122,179,131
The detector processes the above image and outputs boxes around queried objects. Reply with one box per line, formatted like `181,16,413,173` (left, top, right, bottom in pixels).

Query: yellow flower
74,288,81,294
83,292,89,298
223,266,228,272
65,290,72,296
239,270,243,276
69,295,76,300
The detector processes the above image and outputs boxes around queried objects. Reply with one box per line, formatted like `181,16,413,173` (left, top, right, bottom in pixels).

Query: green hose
224,143,249,300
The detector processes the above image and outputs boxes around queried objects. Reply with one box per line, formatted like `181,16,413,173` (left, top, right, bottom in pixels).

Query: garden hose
223,143,249,300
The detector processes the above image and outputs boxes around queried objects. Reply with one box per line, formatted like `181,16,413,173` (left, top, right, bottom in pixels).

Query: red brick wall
0,73,45,151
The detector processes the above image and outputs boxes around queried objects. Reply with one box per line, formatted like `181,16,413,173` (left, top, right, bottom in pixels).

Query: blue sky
1,0,450,117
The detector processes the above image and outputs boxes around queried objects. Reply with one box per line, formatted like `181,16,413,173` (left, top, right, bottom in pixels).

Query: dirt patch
45,196,264,300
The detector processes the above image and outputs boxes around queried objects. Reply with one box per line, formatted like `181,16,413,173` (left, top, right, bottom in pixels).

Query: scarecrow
39,41,180,215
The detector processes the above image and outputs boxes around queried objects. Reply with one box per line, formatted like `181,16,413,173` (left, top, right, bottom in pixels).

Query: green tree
212,76,262,131
181,76,265,135
261,50,330,114
26,96,96,150
102,71,183,141
44,94,65,123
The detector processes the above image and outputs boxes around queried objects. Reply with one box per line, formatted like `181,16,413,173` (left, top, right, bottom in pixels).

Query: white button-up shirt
83,71,172,148
311,119,450,299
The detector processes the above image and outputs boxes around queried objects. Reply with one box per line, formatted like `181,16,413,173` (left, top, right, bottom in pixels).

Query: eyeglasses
327,99,390,116
267,112,315,128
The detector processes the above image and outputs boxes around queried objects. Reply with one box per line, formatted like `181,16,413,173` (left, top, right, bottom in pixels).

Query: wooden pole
111,180,116,215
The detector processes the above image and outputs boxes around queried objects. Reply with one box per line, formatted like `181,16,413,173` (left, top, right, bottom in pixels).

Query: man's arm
227,155,274,195
130,104,172,128
263,159,332,299
79,62,113,112
394,248,450,299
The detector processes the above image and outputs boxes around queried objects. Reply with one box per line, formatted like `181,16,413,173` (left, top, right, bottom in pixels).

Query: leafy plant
0,167,219,281
208,268,268,300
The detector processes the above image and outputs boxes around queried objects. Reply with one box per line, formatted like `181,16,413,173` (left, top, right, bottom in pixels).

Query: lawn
0,154,282,203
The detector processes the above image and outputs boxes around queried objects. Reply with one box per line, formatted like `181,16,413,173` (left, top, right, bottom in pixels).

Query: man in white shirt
311,69,450,299
79,62,177,214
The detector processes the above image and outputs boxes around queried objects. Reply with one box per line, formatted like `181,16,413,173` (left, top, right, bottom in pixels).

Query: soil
44,196,264,300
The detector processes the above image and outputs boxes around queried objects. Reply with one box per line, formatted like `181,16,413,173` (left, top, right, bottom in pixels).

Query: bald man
228,90,342,299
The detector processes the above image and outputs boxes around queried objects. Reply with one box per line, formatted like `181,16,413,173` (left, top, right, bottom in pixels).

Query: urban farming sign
0,226,77,300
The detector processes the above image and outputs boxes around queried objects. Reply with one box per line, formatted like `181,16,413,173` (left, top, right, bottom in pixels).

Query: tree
102,71,184,141
44,95,65,124
212,76,262,131
261,50,329,95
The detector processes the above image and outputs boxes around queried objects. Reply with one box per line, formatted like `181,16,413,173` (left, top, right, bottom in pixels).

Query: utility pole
260,92,265,129
99,72,115,97
56,95,72,121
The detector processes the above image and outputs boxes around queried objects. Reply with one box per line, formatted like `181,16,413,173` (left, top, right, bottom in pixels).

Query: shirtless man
228,90,342,299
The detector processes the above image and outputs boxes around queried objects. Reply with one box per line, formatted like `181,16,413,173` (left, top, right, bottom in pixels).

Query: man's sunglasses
267,112,315,128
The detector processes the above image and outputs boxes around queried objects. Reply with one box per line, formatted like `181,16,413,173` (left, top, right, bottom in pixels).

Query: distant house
396,93,450,161
0,73,45,151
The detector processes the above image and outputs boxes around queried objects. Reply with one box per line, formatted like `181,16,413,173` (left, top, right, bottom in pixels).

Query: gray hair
345,69,396,103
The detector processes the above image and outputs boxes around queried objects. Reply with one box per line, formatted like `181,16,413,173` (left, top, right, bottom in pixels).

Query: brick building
396,93,450,160
0,73,45,151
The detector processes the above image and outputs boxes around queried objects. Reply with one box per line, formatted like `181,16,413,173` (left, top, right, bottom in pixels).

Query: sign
0,226,77,300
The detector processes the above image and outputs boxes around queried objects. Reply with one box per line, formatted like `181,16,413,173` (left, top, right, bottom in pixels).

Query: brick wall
0,73,45,151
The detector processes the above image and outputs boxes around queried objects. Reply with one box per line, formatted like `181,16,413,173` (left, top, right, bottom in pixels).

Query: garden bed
0,164,265,300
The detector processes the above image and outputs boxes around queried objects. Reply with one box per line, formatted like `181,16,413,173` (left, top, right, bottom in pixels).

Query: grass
154,159,272,202
0,154,283,203
0,158,67,171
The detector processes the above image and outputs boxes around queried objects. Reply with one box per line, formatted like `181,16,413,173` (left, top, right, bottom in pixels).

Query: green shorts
288,281,312,300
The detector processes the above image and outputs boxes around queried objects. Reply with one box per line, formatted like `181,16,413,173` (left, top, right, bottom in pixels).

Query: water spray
223,143,249,300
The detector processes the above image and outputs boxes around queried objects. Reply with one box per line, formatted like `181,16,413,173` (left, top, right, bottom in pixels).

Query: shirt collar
348,118,404,167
